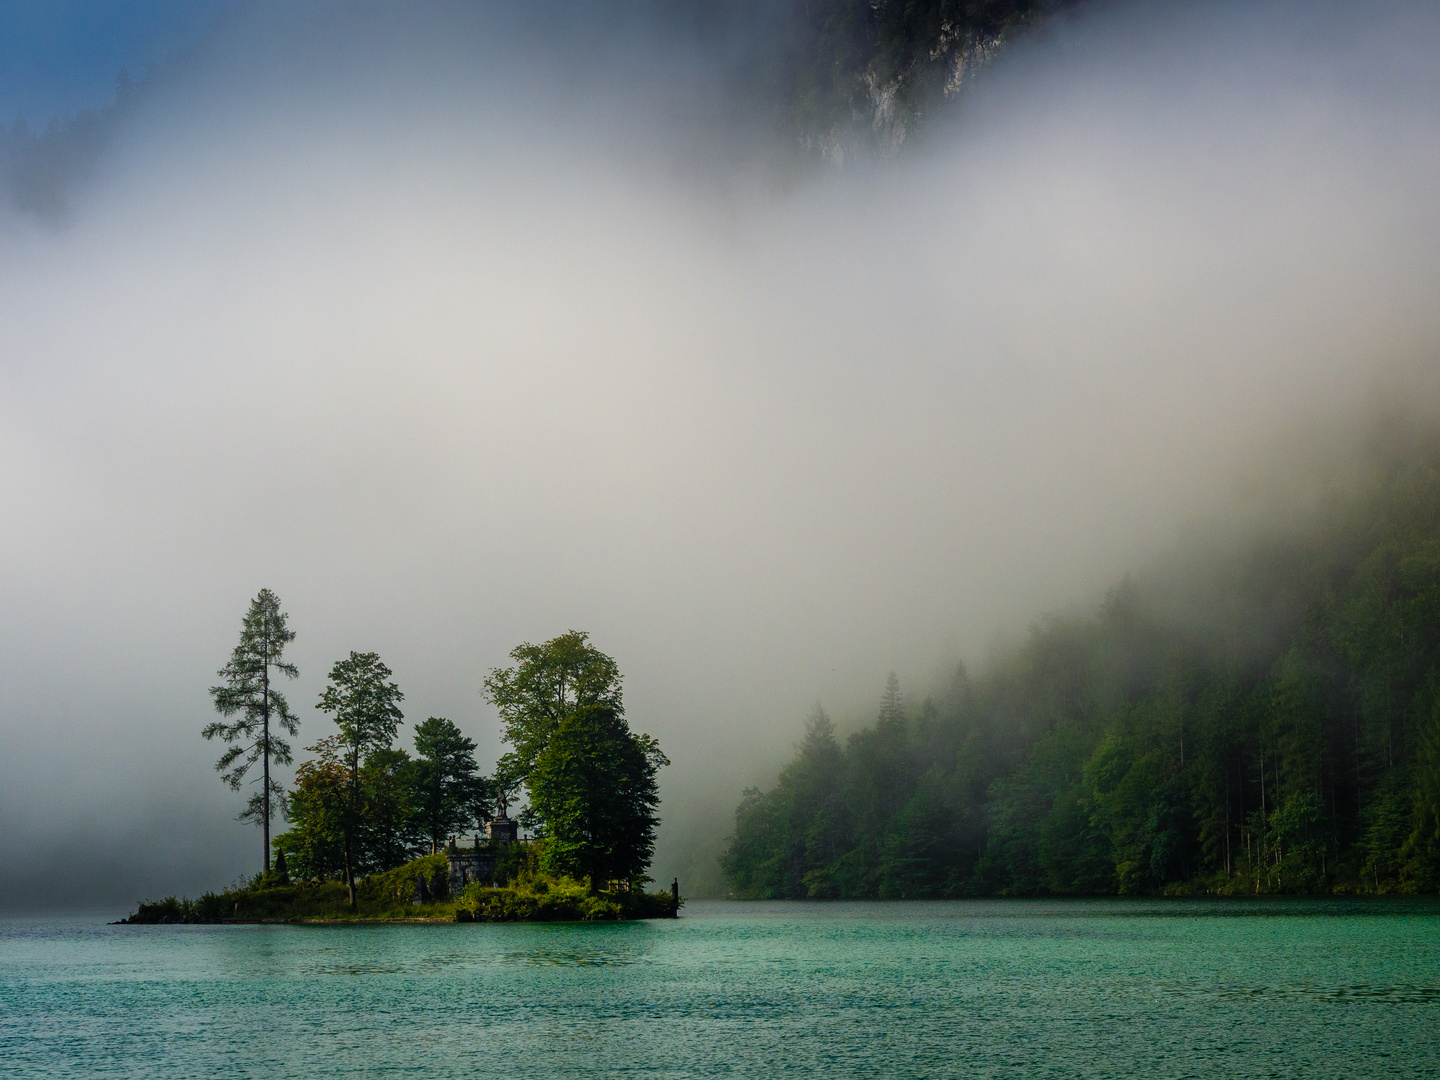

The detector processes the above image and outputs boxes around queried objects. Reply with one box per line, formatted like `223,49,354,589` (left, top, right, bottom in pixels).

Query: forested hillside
722,430,1440,896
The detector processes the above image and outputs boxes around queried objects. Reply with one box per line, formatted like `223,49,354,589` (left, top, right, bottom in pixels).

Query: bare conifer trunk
262,633,271,875
1224,764,1231,875
347,744,359,909
345,840,356,908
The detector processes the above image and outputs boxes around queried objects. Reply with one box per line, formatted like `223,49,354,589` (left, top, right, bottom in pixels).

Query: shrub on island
455,873,680,922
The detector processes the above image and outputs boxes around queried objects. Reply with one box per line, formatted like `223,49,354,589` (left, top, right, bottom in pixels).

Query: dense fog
3,0,1440,907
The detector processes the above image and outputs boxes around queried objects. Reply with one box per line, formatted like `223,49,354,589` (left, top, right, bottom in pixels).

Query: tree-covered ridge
722,437,1440,897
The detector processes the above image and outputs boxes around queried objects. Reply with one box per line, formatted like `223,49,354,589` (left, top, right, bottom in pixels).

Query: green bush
455,872,680,922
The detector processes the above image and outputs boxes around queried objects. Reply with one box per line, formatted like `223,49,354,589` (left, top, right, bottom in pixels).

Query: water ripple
1167,980,1440,1004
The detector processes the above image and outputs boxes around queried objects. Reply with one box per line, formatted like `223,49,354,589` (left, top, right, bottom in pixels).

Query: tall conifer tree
410,717,487,853
204,588,300,874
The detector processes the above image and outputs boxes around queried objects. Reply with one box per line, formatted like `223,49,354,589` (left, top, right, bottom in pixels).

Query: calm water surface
3,899,1438,1078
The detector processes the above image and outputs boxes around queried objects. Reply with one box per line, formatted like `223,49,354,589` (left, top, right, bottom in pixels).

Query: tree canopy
528,705,668,888
319,652,405,765
483,630,624,789
315,651,407,906
410,717,490,853
275,666,501,894
484,632,667,889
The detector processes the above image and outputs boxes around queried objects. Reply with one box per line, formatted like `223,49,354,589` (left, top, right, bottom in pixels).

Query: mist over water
3,0,1440,907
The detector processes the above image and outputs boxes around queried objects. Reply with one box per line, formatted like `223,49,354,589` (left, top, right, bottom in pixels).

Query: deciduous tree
484,632,666,889
527,705,668,889
482,630,622,789
317,651,405,906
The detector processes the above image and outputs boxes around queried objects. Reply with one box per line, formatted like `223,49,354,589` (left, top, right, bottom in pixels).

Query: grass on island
121,846,681,924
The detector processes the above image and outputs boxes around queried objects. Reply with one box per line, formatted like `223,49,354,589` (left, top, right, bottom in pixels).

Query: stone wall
446,845,497,896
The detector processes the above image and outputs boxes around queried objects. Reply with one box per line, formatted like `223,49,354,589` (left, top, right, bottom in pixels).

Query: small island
122,824,681,925
123,627,680,924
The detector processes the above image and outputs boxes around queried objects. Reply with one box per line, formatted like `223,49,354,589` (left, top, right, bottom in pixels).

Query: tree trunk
1354,717,1363,815
1224,764,1231,875
347,746,359,909
344,830,356,909
262,636,271,875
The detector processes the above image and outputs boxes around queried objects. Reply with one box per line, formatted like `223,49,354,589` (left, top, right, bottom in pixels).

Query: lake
3,899,1438,1078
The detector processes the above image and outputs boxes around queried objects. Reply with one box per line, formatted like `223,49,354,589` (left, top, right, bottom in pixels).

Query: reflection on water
3,901,1439,1078
1169,980,1440,1004
501,946,642,967
308,946,644,976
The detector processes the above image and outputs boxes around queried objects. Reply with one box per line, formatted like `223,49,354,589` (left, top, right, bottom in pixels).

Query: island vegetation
125,630,676,923
121,842,678,925
722,428,1440,898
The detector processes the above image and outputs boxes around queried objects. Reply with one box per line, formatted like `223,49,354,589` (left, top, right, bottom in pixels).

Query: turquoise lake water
3,899,1438,1078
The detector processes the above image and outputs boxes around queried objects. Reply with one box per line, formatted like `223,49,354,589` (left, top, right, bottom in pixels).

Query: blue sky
0,0,227,124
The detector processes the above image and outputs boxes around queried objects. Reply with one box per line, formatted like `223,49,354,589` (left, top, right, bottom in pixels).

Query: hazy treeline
723,431,1440,896
0,71,145,217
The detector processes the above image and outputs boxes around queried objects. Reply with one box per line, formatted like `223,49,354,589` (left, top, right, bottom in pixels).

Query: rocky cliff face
0,1,1081,218
780,0,1080,162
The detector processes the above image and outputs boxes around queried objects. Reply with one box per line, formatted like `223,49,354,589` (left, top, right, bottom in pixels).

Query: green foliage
121,892,231,924
491,834,535,886
318,651,405,766
362,747,422,871
483,632,666,887
202,588,300,873
454,846,679,923
458,874,618,921
274,735,425,893
409,717,489,853
227,855,455,921
363,852,450,908
314,651,407,906
274,708,490,891
482,630,624,789
723,441,1440,897
720,705,848,898
528,706,668,889
122,851,677,924
273,737,348,883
